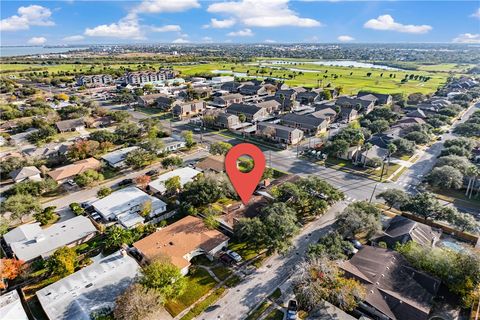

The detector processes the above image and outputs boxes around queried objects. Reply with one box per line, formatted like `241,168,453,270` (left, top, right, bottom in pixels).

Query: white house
101,146,138,168
3,216,97,262
148,167,201,194
0,290,29,320
37,250,140,320
91,187,167,229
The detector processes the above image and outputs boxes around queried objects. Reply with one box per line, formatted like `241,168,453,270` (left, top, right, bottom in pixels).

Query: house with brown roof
339,246,440,320
172,100,206,119
212,93,244,108
195,155,225,173
136,93,168,107
9,166,42,183
47,158,101,183
55,118,85,133
133,216,229,275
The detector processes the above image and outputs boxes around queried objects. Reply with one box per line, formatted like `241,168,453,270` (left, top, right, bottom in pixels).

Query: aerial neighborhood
1,42,480,320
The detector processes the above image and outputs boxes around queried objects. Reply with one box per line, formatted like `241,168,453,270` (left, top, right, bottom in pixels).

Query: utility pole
369,183,379,203
269,150,272,167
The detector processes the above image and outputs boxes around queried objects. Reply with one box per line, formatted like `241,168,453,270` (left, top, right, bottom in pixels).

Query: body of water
0,46,83,57
258,60,401,70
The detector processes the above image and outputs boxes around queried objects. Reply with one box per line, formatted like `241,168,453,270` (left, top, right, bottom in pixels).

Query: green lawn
228,241,260,261
211,265,232,281
179,287,226,320
264,309,285,320
325,157,400,181
164,267,217,317
245,301,272,320
268,288,282,300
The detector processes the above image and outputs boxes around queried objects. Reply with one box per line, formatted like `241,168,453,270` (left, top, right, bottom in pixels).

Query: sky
0,0,479,46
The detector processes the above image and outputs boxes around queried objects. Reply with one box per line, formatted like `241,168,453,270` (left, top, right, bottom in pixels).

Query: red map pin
225,143,266,205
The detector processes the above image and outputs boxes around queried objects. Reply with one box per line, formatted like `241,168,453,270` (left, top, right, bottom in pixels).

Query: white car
226,250,243,263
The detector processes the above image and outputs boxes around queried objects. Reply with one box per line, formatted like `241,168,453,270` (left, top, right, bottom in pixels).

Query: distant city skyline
0,0,479,46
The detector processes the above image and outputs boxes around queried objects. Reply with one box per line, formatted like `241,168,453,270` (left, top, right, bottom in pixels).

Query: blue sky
1,0,479,46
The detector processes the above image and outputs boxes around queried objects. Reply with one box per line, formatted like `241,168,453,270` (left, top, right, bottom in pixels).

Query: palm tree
385,143,397,178
465,166,479,199
353,131,365,164
279,93,286,112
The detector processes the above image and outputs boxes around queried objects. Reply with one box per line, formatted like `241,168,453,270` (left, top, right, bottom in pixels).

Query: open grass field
1,58,464,95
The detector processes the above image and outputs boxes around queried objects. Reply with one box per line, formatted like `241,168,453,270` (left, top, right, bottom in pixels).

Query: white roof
36,251,140,320
4,216,97,261
148,167,201,194
101,146,138,165
0,290,29,320
92,187,166,227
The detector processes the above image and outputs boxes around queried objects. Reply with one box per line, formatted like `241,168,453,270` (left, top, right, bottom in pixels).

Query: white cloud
337,35,354,42
364,14,432,34
63,35,85,42
202,36,213,43
134,0,200,14
1,5,54,31
28,36,47,45
264,39,277,43
84,0,198,40
208,0,321,28
452,33,480,44
151,24,181,32
84,14,144,39
471,8,480,19
172,38,190,44
227,28,254,37
210,18,236,28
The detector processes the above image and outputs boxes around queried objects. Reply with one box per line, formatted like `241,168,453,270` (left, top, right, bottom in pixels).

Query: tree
89,130,117,143
391,138,415,156
404,131,430,145
97,187,112,198
105,226,133,249
47,246,77,277
114,122,141,143
400,192,443,221
336,201,382,239
238,113,246,122
114,283,165,320
165,176,181,194
69,202,84,215
141,138,165,154
181,130,195,148
454,123,480,137
0,258,24,287
34,206,56,225
68,140,101,160
74,169,104,187
139,260,186,299
235,203,299,254
179,173,236,208
209,141,232,155
161,156,182,168
293,257,366,312
0,194,41,219
308,232,355,260
447,211,479,233
328,139,349,157
135,175,151,189
444,138,475,152
125,149,155,169
376,189,409,209
368,119,389,134
427,165,463,189
140,200,152,217
436,155,474,173
108,110,130,123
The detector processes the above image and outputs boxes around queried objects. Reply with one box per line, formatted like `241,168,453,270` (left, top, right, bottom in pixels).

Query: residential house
91,187,167,229
160,136,186,153
0,290,29,320
195,155,225,173
212,76,235,83
406,108,427,119
133,215,229,275
310,106,337,123
172,100,206,119
353,145,388,164
220,81,243,93
37,250,140,320
339,246,440,320
3,216,96,262
238,85,267,96
338,145,361,161
47,158,101,183
358,92,393,105
156,96,175,110
211,93,244,108
226,103,268,122
358,93,379,105
255,100,281,114
136,93,167,107
148,167,201,194
256,122,304,145
296,91,322,105
336,96,375,114
125,69,176,85
280,113,329,135
101,146,139,168
339,106,358,123
22,142,71,159
394,117,426,128
372,215,442,248
76,74,114,87
10,128,39,147
215,112,240,129
55,118,85,133
9,166,42,183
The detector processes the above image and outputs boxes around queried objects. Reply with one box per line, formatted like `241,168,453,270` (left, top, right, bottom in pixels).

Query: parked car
66,179,77,186
145,169,159,176
118,178,133,186
219,254,234,265
226,250,243,263
287,300,298,320
349,239,363,250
